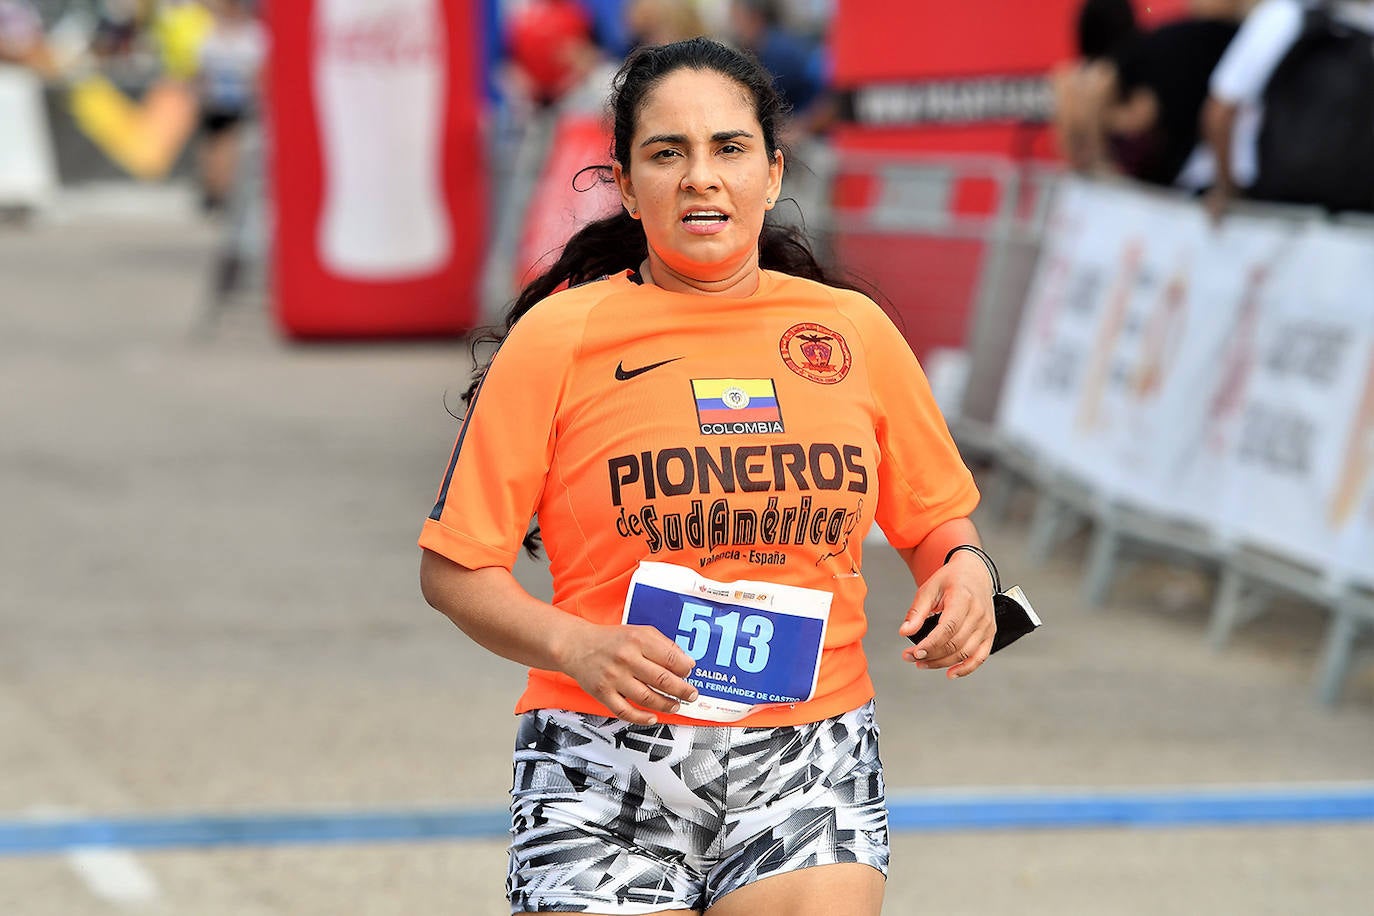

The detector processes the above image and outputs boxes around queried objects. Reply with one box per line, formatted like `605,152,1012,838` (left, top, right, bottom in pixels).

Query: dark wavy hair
467,37,858,556
1077,0,1138,60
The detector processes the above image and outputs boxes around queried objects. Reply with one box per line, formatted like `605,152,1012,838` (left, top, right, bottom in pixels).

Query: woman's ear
613,161,639,218
766,149,784,210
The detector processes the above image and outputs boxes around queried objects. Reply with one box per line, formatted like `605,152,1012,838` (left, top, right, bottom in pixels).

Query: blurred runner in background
194,0,264,213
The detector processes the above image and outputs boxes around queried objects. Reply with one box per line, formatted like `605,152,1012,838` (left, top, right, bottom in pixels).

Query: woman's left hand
898,551,996,679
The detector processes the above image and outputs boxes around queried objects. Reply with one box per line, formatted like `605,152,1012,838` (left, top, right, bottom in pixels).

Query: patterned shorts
506,700,888,914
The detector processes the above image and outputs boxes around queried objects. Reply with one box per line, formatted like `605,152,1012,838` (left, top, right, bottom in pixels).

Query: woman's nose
681,154,720,192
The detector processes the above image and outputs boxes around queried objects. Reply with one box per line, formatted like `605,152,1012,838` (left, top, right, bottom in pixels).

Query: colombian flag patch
692,379,785,434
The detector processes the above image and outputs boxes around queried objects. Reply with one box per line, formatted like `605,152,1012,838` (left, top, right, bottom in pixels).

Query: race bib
623,561,832,723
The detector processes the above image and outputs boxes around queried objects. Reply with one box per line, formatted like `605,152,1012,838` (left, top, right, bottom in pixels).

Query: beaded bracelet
944,544,1001,595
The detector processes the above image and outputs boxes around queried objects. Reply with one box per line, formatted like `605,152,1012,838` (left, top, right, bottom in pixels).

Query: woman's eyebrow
639,129,756,148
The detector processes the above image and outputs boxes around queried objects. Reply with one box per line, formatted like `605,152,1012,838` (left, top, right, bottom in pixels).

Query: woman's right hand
419,554,698,725
558,622,699,725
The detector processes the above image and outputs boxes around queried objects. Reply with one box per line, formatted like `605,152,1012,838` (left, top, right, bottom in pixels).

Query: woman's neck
639,255,762,298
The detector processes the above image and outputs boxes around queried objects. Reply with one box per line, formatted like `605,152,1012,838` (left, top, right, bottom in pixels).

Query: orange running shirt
419,269,979,725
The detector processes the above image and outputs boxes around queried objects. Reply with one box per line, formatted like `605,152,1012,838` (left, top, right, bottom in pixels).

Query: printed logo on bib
623,562,831,722
780,322,852,385
692,378,785,436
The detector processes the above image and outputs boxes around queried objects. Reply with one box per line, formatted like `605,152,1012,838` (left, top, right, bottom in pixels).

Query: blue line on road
3,785,1373,856
883,785,1374,831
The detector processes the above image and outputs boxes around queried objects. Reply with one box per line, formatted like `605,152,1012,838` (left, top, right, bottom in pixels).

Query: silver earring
765,197,773,205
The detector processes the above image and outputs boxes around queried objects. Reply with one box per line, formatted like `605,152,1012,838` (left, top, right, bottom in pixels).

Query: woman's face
614,67,784,294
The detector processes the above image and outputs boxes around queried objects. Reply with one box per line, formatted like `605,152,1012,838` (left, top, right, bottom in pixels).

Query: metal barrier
985,175,1374,706
1203,207,1374,704
820,151,1061,442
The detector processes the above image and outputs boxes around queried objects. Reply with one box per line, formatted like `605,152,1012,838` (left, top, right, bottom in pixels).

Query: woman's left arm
896,517,997,679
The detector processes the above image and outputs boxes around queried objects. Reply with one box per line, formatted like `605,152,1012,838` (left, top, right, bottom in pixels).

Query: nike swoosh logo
615,357,682,381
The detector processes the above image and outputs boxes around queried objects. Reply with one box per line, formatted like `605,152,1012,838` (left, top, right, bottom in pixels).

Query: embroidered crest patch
779,323,852,384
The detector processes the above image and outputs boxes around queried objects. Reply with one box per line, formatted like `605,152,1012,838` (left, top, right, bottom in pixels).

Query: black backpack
1252,4,1374,212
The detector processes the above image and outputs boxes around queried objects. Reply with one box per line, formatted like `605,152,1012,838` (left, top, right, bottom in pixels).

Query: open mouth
681,210,729,225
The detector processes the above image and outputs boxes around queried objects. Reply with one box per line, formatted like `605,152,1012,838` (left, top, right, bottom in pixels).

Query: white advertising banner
1334,342,1374,589
0,64,57,209
998,178,1145,492
1222,223,1374,583
999,178,1374,584
1110,211,1293,529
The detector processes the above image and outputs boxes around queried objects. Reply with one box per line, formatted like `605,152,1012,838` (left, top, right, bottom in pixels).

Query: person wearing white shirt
1203,0,1374,218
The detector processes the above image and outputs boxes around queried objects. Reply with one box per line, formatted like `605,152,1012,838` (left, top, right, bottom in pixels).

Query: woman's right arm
419,549,698,725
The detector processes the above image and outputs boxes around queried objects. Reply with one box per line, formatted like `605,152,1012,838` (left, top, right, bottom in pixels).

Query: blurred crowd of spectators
0,0,831,111
0,0,833,208
0,0,216,80
1053,0,1374,215
495,0,831,138
0,0,264,209
8,0,1366,217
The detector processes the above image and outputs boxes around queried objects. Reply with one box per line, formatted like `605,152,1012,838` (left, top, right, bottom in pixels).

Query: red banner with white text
831,0,1192,157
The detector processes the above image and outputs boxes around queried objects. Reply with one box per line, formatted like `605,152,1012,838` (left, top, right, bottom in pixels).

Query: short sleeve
846,295,980,548
1209,0,1304,104
418,301,582,570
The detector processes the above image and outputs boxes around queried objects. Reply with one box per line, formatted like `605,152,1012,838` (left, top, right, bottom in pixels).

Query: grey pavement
1,194,1371,915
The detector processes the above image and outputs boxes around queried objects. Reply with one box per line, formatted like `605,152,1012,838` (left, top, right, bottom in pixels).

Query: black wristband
944,544,1000,594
